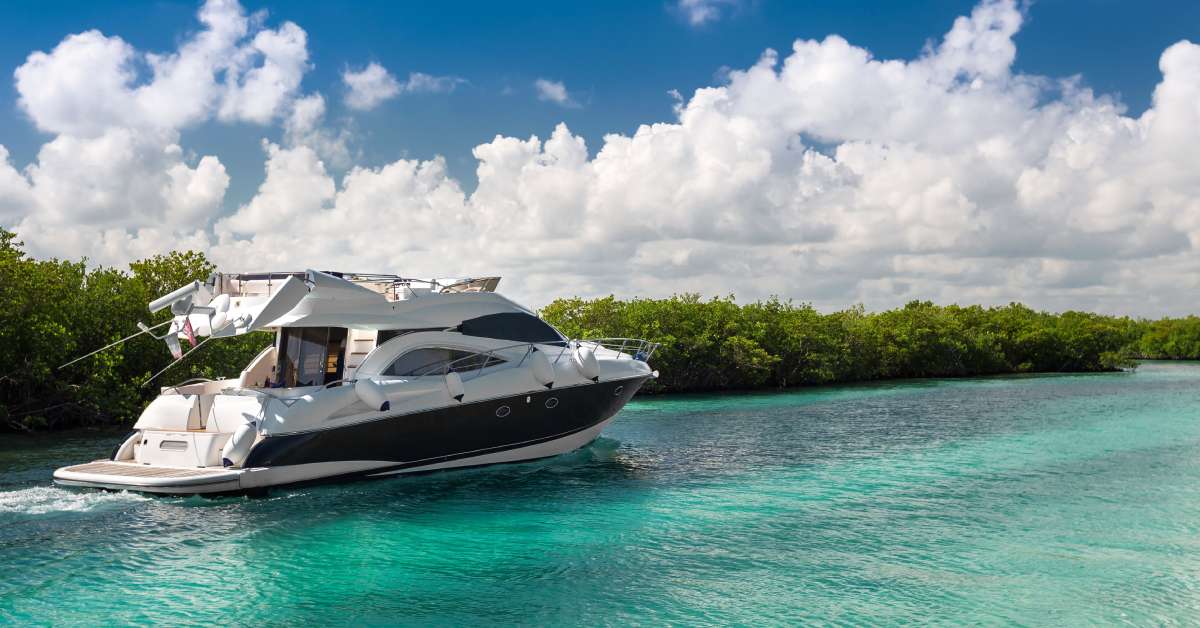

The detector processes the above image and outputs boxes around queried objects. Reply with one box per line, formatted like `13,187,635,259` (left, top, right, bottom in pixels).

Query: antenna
148,281,201,315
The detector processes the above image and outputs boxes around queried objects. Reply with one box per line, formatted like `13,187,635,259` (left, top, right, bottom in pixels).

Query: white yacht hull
53,377,645,495
52,268,660,496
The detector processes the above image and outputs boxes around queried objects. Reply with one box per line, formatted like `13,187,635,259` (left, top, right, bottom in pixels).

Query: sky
1,0,1199,315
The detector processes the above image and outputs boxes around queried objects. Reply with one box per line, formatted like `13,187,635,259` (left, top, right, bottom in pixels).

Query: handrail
411,344,532,380
574,338,661,361
408,337,660,380
195,336,660,398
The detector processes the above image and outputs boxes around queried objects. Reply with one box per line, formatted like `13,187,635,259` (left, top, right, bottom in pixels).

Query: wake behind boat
53,270,658,495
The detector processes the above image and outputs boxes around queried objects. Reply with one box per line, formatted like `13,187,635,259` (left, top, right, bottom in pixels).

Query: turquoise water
3,362,1200,625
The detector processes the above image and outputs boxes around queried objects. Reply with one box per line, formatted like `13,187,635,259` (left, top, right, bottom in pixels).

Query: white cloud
400,72,465,94
216,21,309,124
13,31,140,136
342,62,400,110
214,0,1200,314
534,78,577,107
2,0,308,264
8,0,1200,316
15,129,229,253
13,0,305,134
676,0,739,27
342,63,463,110
284,93,353,169
212,142,469,271
0,146,34,224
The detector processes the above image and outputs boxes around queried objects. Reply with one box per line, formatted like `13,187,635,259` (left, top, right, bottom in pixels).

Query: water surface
3,362,1199,625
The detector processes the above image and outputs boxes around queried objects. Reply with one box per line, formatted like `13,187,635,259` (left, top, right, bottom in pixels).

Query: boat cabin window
376,328,446,346
456,313,564,343
276,327,348,387
382,347,506,377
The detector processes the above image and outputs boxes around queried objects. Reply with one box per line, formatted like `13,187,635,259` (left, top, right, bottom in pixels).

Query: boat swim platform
53,460,245,494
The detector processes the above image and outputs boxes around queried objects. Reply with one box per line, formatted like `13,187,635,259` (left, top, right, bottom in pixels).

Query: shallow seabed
3,362,1199,625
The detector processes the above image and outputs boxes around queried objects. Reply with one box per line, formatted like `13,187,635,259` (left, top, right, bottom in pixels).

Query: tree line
0,230,268,431
1,228,1197,430
541,297,1197,393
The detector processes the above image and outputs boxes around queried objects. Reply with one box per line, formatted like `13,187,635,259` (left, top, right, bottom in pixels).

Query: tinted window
458,313,564,343
376,328,447,346
382,347,506,376
276,327,347,387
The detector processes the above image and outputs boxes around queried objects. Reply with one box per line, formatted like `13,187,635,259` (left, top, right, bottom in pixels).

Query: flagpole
140,318,239,388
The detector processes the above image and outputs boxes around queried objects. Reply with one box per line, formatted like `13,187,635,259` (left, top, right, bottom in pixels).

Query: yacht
53,270,658,495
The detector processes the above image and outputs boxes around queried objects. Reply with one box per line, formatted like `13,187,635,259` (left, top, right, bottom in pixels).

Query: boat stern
53,460,247,494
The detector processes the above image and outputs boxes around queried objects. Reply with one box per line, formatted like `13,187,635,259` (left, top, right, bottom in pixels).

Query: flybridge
155,270,512,341
59,269,514,384
207,271,501,302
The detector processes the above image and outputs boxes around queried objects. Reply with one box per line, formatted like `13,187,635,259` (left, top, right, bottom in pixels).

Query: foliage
541,295,1150,394
1135,317,1200,359
1,227,1195,430
0,229,269,431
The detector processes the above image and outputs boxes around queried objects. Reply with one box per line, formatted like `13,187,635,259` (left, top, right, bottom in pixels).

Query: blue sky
2,0,1200,314
2,0,1196,206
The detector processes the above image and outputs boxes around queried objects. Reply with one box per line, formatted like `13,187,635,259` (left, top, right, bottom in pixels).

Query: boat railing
413,337,661,382
212,272,502,302
573,338,661,362
412,343,539,381
172,337,660,394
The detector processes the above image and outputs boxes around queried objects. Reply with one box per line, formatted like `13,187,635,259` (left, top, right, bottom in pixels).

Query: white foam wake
0,485,148,516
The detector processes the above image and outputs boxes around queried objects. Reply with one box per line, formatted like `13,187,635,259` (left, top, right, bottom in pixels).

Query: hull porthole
612,385,624,397
495,405,511,418
545,397,559,409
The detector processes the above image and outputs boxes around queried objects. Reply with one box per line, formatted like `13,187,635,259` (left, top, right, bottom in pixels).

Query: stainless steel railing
413,337,661,382
172,337,660,392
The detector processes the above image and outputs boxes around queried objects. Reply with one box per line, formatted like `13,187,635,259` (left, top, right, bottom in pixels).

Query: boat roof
156,269,524,338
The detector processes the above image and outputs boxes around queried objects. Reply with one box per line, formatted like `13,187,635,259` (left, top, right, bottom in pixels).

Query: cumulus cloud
284,93,354,169
0,147,34,224
3,0,306,263
216,21,309,123
342,63,463,110
211,142,468,271
13,0,304,134
7,0,1200,315
212,0,1200,314
534,78,577,107
342,62,400,110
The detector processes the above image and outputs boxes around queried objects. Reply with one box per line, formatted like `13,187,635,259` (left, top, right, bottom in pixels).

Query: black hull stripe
343,415,608,479
243,376,649,469
270,375,646,436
